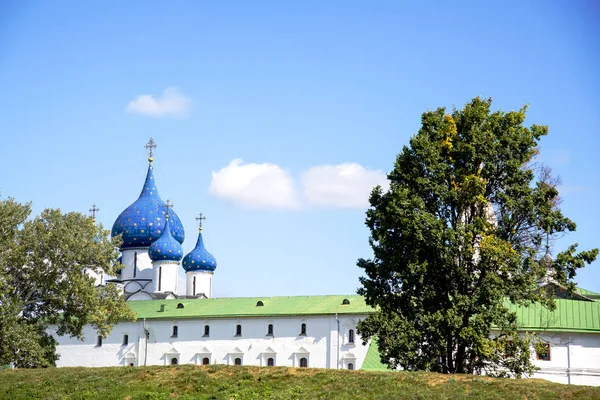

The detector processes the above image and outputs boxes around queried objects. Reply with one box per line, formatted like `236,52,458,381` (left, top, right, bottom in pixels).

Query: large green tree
0,198,134,367
357,98,597,377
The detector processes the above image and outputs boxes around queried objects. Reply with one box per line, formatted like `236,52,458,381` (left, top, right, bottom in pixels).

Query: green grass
1,365,600,400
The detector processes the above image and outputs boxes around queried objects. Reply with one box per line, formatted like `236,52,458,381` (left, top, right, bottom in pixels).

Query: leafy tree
0,198,134,367
357,98,597,377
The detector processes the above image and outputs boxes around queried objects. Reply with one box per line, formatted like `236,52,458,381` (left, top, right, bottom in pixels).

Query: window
177,303,184,309
202,357,210,365
267,324,274,336
122,334,129,346
348,329,355,344
300,357,308,368
172,325,178,337
234,357,242,366
96,336,103,347
193,276,196,296
536,343,551,361
171,357,178,365
256,301,264,306
158,266,162,291
235,324,242,336
342,298,350,305
300,323,307,336
348,363,354,370
204,325,210,337
267,357,274,367
133,252,137,278
129,363,134,367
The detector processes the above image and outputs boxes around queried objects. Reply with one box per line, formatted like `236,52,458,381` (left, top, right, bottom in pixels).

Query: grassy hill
1,365,600,400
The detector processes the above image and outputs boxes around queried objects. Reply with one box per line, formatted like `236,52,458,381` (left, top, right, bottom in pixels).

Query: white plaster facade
530,332,600,386
53,314,370,370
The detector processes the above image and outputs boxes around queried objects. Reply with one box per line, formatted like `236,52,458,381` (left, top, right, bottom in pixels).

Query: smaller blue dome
148,217,183,262
182,229,217,272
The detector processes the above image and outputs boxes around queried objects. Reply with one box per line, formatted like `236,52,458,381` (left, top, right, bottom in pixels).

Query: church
53,139,600,386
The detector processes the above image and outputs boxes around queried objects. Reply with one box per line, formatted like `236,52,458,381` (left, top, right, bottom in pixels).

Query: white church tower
148,200,183,294
182,213,217,298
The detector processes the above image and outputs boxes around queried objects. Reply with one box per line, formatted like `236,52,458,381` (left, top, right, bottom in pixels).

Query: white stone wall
151,262,179,293
120,249,153,282
186,271,213,298
531,332,600,386
53,314,369,370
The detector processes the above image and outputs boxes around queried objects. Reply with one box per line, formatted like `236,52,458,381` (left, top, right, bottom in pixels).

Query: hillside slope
1,365,599,400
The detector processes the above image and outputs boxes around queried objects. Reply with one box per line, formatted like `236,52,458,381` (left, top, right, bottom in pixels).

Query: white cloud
208,159,389,210
301,163,389,209
126,87,190,118
208,159,300,209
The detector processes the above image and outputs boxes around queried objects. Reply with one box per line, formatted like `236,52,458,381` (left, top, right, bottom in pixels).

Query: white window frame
293,347,310,367
228,347,244,365
261,347,277,366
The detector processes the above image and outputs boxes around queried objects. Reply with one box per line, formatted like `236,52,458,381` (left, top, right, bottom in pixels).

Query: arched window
300,357,308,368
342,298,350,305
202,357,210,365
177,303,184,309
171,357,178,365
267,324,274,336
348,363,354,370
204,325,210,337
348,329,355,344
122,334,129,346
267,357,274,367
172,325,178,337
300,323,307,335
234,357,242,366
235,324,242,336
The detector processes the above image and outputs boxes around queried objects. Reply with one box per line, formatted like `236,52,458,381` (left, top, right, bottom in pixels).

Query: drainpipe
143,318,149,367
335,313,340,369
567,343,571,385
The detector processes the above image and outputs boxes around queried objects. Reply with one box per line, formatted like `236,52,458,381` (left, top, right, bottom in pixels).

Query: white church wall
120,249,153,282
531,332,600,386
186,271,213,298
152,262,179,293
54,314,370,370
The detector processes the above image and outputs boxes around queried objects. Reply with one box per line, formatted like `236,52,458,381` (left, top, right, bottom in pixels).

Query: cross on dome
164,199,174,219
145,137,157,162
195,213,206,231
89,204,100,219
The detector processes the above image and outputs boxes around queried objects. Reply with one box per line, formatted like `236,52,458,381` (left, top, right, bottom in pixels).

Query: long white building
53,139,600,385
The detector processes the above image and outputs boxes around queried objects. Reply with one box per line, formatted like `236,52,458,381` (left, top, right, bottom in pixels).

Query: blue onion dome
182,227,217,272
111,163,185,249
148,216,183,262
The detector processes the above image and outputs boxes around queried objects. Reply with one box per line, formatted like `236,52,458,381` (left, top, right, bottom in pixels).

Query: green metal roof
128,295,371,320
361,340,389,371
125,290,600,333
506,298,600,333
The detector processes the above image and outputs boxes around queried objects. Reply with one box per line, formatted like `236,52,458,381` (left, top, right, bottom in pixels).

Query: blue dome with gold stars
148,216,183,262
182,229,217,272
111,164,185,249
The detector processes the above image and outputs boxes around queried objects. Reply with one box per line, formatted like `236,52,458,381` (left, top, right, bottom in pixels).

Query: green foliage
0,197,135,367
1,365,599,400
357,98,598,376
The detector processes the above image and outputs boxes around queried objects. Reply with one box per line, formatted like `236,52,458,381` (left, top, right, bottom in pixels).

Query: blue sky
1,1,599,297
